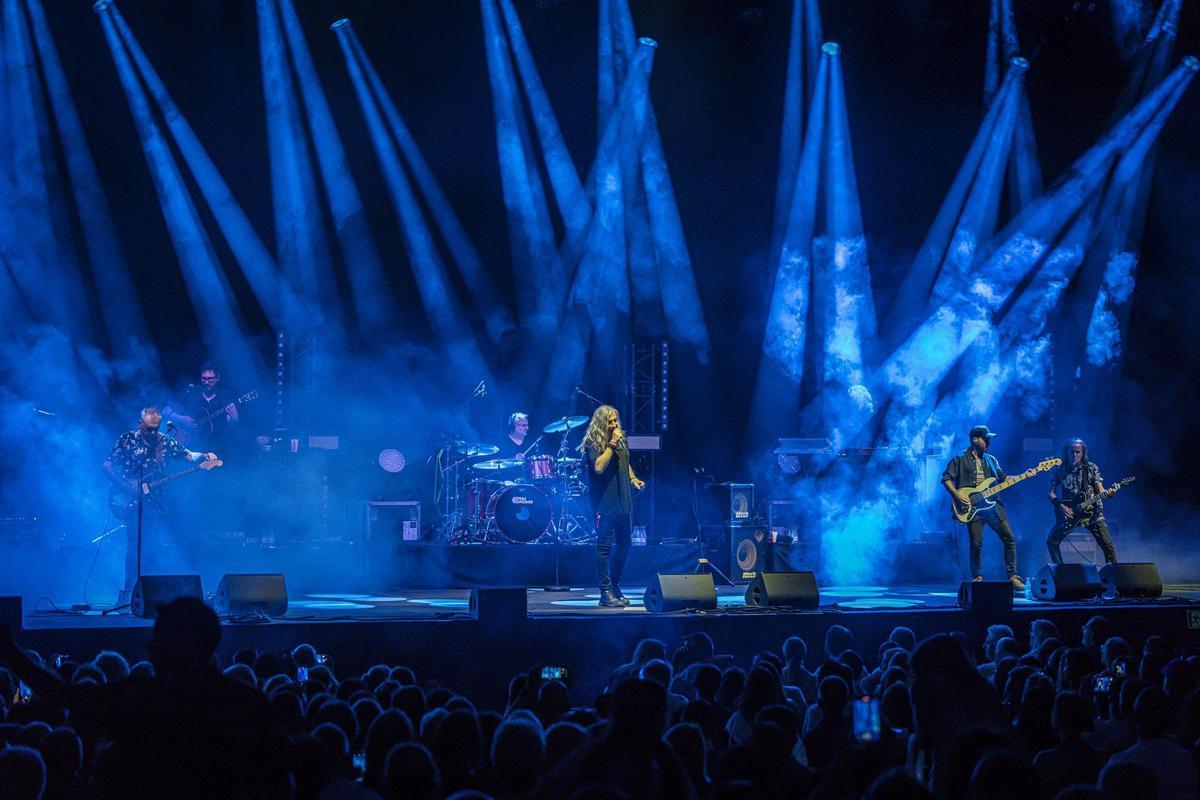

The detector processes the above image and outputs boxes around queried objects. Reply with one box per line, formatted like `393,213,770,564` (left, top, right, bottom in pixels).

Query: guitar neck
146,463,203,490
980,470,1032,499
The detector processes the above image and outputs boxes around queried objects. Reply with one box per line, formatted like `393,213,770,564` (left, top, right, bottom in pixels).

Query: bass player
941,424,1025,591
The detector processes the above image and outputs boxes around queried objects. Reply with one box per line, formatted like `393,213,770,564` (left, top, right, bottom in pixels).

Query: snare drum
525,455,555,480
487,484,552,543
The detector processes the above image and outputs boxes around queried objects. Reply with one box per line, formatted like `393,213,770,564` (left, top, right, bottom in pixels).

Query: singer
579,405,645,608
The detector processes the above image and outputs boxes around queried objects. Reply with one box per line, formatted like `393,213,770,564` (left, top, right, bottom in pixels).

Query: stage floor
22,581,1200,629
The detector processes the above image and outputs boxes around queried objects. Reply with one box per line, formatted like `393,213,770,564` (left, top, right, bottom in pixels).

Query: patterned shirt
107,430,191,483
1050,460,1104,513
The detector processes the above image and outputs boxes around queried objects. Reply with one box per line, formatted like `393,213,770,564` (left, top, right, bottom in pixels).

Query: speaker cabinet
957,580,1013,612
131,575,203,619
745,572,819,609
643,573,717,613
1031,564,1102,601
1099,562,1163,599
214,573,288,616
731,526,771,583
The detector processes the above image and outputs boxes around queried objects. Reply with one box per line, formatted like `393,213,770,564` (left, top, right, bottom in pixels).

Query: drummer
504,411,535,459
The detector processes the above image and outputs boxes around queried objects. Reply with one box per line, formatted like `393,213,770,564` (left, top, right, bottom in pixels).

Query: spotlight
638,37,658,49
822,42,840,56
1185,56,1199,72
378,449,406,473
330,18,350,31
92,0,111,12
1010,56,1030,71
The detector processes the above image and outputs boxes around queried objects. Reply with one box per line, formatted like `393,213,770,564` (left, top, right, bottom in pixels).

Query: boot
599,588,623,608
611,586,631,606
1010,574,1026,592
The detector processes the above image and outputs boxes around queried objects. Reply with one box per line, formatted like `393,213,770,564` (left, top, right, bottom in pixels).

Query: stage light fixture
378,449,406,473
330,19,350,31
1010,56,1029,71
822,41,839,55
638,37,658,48
92,0,112,13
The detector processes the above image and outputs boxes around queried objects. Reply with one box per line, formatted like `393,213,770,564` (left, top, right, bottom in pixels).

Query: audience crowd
1,600,1199,799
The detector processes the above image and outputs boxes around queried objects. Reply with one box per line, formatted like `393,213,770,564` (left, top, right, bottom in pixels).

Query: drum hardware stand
689,472,733,586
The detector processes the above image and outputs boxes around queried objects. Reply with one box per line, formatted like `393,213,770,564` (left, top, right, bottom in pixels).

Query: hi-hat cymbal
456,442,499,457
472,458,522,471
543,415,588,434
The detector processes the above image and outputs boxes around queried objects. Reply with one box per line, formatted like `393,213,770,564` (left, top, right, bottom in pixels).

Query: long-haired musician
579,405,645,608
1046,438,1119,564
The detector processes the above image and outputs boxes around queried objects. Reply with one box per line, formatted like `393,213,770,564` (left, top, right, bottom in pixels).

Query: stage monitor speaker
1031,564,1102,602
131,575,203,619
214,573,288,617
0,596,21,631
644,573,717,614
745,572,819,609
1099,562,1163,599
957,581,1013,612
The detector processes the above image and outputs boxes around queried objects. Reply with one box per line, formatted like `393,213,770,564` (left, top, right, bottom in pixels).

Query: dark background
36,0,1200,513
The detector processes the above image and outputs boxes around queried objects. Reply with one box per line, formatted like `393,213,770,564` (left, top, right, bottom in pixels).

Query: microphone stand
104,459,144,615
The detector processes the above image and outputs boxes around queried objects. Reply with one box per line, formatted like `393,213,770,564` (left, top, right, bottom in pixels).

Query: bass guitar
1058,476,1135,534
172,390,258,447
951,457,1062,523
108,459,223,521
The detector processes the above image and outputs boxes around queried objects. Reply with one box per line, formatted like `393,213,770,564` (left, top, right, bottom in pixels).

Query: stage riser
371,543,704,589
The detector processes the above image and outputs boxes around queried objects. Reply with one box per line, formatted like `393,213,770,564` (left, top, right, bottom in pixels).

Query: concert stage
16,581,1200,708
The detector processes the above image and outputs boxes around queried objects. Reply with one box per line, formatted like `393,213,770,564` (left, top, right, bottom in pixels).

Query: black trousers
967,504,1018,579
596,513,632,592
1047,515,1117,564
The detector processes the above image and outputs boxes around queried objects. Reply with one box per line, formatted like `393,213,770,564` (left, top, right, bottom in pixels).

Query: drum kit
437,415,595,544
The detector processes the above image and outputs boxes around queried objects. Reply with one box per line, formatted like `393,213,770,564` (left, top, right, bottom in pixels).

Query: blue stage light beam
772,0,823,260
23,0,153,361
497,0,589,245
812,42,878,447
883,64,1025,346
608,0,712,359
1079,2,1184,369
886,58,1195,404
256,0,334,332
275,0,392,335
335,23,516,347
2,0,79,329
746,48,830,447
479,0,563,337
333,20,487,378
1109,0,1152,61
97,1,258,379
105,2,300,334
927,59,1027,309
990,0,1043,212
540,40,657,404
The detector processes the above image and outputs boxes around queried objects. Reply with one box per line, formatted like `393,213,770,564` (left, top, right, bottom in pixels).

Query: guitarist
1046,438,1118,564
941,425,1024,591
103,407,218,591
163,364,240,448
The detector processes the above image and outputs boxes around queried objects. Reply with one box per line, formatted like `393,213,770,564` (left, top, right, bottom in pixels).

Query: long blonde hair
579,405,618,453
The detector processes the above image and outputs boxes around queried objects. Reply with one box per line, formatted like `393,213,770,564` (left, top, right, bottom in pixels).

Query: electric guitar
172,390,258,447
108,459,223,521
951,457,1062,523
1058,476,1135,533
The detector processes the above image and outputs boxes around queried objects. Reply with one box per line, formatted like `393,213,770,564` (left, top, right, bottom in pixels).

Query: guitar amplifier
1061,532,1100,563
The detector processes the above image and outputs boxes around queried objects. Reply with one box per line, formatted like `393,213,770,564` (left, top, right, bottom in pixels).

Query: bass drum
487,484,552,544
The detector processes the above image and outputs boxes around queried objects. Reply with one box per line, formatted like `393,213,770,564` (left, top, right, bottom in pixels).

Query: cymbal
543,415,588,434
456,441,499,457
472,458,522,471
